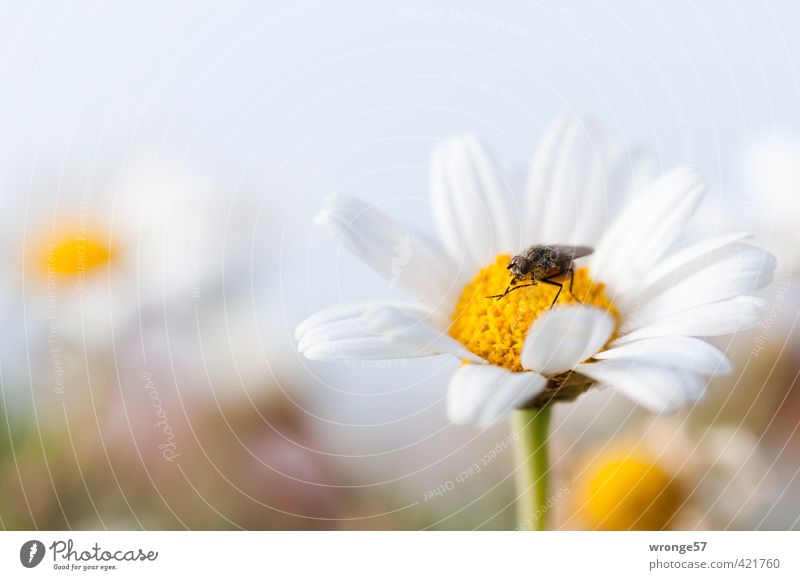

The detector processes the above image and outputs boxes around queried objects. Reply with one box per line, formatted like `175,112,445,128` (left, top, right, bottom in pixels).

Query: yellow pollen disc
46,237,112,276
448,254,618,372
579,454,682,531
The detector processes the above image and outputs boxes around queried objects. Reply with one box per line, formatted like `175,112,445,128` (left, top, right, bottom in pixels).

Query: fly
486,244,594,308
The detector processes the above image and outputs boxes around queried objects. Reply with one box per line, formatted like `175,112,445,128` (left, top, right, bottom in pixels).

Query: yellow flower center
448,254,617,371
579,454,682,531
45,237,112,276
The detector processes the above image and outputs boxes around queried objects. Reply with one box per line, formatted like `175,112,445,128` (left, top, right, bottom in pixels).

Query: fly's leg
567,267,583,304
486,281,536,300
540,278,564,309
489,268,581,306
486,281,514,300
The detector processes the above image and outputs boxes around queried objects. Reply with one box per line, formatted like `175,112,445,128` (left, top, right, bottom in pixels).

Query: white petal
429,135,518,270
578,360,706,413
591,167,706,297
525,114,585,243
624,244,776,329
296,302,481,362
296,301,442,348
295,301,441,339
595,336,732,376
520,306,615,375
614,231,752,313
597,147,655,234
617,148,657,202
614,296,765,344
635,232,753,294
447,364,548,427
524,113,654,247
316,195,460,311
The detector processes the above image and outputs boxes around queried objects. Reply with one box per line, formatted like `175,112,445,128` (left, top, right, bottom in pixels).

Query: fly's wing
551,245,593,272
553,245,594,261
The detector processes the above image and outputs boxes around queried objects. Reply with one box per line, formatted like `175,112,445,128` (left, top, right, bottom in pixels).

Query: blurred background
0,0,798,530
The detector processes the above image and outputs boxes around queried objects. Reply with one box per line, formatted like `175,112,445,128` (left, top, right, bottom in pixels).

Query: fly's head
507,254,532,279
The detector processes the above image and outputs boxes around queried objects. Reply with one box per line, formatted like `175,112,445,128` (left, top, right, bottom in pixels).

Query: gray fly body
487,244,594,308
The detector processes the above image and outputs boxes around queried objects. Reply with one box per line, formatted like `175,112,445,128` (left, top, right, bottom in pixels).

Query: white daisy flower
741,129,800,270
296,114,776,428
563,416,780,530
0,166,250,403
738,128,800,361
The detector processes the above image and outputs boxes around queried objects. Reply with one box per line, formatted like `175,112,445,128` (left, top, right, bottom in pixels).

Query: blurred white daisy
0,173,166,400
741,130,800,272
297,114,776,428
0,165,263,405
562,417,780,530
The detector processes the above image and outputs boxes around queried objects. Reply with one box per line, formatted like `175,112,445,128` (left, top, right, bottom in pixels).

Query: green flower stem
513,405,552,531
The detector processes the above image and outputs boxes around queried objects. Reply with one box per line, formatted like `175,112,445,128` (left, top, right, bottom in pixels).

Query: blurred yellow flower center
579,454,682,531
47,237,112,276
448,254,617,372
